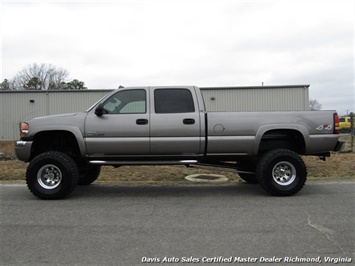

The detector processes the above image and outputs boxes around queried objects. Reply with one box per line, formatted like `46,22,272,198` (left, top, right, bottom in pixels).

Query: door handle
183,118,195,125
136,119,148,125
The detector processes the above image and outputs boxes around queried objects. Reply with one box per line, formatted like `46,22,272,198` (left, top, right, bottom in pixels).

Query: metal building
0,85,309,140
201,85,309,112
0,90,112,141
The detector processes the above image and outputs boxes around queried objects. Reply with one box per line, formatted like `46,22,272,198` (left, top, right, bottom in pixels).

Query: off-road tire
78,165,101,185
26,151,79,199
256,149,307,196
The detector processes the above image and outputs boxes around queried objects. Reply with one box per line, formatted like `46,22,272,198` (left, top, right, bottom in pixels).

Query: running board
88,160,255,175
89,160,198,166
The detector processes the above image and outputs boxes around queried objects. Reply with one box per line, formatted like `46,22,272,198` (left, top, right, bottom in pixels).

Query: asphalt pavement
1,182,354,265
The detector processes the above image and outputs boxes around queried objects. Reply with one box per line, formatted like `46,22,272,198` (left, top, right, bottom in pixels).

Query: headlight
20,122,29,138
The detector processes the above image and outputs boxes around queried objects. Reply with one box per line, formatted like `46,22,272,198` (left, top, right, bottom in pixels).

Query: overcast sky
1,0,354,115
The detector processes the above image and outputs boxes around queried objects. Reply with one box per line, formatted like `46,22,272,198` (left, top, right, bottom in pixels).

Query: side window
103,90,146,114
155,89,195,113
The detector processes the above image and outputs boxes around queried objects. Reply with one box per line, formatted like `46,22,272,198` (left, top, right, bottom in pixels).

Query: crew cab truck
15,86,344,199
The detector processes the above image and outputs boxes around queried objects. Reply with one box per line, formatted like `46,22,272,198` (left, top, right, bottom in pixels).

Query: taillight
333,113,340,134
20,122,29,138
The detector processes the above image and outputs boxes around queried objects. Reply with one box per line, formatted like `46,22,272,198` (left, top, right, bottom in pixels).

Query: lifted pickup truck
15,86,344,199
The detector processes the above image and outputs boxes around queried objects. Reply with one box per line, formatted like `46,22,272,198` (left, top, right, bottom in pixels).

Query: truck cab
85,86,205,158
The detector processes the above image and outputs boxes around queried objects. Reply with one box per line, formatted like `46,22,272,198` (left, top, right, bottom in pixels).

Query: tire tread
256,149,307,196
26,151,79,199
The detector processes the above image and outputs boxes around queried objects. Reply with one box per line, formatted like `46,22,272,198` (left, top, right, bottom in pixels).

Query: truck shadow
73,183,270,199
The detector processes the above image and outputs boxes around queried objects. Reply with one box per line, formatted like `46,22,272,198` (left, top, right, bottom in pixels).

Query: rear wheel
256,149,307,196
26,151,79,199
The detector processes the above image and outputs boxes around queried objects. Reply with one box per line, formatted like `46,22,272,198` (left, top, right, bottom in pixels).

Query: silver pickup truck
15,86,344,199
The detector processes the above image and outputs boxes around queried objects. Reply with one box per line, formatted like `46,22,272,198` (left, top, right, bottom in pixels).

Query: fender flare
253,124,310,155
32,126,86,156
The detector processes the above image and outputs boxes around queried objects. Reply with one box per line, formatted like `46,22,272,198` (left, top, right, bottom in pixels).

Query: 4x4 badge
316,124,333,130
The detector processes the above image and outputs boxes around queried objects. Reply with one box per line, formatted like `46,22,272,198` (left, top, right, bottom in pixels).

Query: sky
1,0,354,115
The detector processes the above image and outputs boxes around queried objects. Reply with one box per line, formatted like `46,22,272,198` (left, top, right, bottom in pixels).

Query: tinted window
103,90,146,114
155,89,195,113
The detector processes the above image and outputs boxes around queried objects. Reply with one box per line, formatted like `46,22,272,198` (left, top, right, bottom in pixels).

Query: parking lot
1,182,354,265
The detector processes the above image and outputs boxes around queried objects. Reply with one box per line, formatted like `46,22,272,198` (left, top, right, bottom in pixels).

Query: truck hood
32,113,79,120
25,112,88,138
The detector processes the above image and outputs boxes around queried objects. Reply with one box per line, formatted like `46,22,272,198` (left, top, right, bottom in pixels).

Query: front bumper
15,141,33,162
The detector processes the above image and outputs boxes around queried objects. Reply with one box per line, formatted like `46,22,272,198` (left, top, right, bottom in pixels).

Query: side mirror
95,103,105,116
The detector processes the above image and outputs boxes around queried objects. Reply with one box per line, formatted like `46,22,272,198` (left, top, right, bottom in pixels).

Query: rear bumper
333,141,345,152
15,141,33,162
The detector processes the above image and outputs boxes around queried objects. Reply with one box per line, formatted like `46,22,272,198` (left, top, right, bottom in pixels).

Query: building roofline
0,89,114,93
0,85,310,93
200,85,310,90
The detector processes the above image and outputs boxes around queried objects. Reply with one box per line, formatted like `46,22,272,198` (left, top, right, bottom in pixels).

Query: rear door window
154,89,195,113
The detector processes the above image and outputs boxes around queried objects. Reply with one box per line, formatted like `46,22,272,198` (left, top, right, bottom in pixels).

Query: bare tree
309,99,322,111
12,63,69,90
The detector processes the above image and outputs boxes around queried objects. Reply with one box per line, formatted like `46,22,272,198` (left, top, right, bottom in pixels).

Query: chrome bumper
15,141,33,162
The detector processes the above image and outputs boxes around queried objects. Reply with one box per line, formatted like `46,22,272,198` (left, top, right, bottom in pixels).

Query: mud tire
26,151,79,199
256,149,307,196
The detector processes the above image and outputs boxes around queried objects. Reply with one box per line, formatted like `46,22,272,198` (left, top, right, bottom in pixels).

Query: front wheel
26,151,79,199
256,149,307,196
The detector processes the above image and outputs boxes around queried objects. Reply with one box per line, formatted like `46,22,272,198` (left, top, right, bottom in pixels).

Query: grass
0,135,354,184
